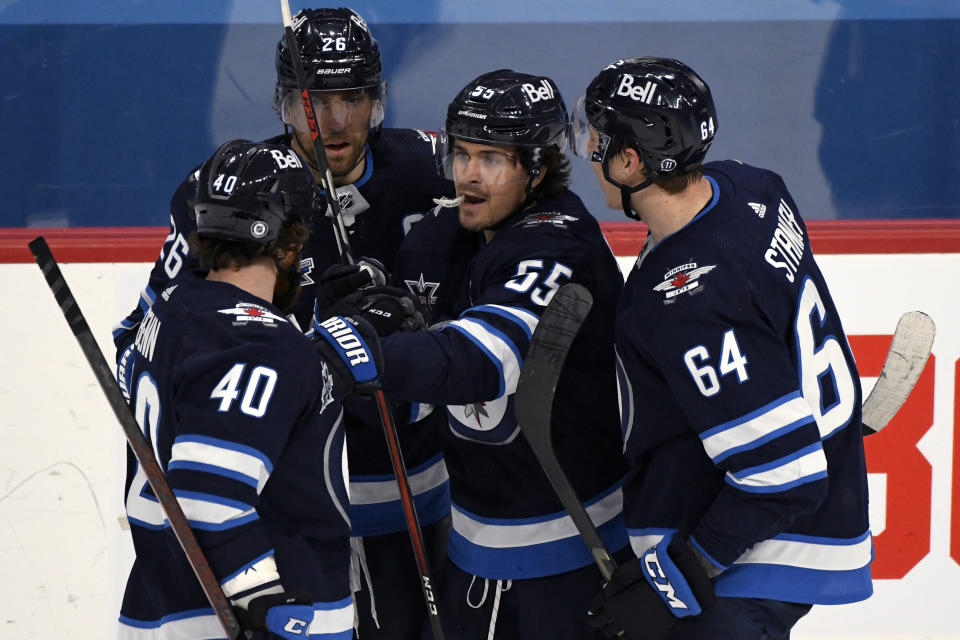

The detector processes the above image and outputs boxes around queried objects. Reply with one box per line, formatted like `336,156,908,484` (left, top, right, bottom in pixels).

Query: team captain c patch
652,262,717,304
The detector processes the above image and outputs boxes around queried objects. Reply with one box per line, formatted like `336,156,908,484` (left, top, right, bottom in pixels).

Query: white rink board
2,254,958,639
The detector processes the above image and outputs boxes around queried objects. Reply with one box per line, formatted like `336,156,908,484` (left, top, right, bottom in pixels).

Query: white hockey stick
861,311,935,436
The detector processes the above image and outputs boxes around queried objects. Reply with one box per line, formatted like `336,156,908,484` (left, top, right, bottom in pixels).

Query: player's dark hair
189,218,310,272
526,145,572,200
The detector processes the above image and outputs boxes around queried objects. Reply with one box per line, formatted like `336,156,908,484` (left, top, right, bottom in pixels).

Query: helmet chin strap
601,157,654,221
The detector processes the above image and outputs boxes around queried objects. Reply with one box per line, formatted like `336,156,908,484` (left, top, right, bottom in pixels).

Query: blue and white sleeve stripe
446,318,522,399
700,390,814,464
168,435,273,493
724,442,827,493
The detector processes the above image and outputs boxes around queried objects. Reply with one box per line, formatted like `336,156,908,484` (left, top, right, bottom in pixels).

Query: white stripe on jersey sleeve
467,304,539,338
173,491,258,530
169,436,272,493
446,318,523,398
701,391,813,463
725,443,828,493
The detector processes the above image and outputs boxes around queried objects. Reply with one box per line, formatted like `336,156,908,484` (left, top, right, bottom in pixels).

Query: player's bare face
285,90,373,180
452,140,530,233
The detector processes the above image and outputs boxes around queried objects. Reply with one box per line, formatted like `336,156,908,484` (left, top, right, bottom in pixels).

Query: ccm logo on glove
643,547,691,612
318,316,370,366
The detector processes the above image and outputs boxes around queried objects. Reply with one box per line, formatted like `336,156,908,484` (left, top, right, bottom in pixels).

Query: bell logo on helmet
616,74,658,104
521,79,556,104
270,149,303,170
660,158,677,172
251,221,269,239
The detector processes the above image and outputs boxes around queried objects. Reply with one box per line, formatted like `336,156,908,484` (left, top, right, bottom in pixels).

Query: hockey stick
861,311,935,436
280,0,354,265
279,5,443,636
28,237,243,640
513,283,618,581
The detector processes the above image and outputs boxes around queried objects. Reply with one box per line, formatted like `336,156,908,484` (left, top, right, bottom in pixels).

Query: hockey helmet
194,139,320,246
274,8,385,130
439,69,569,180
571,57,717,216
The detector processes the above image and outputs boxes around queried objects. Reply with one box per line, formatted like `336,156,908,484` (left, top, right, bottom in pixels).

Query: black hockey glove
323,286,428,336
236,591,315,640
312,314,384,398
586,532,717,640
314,258,388,315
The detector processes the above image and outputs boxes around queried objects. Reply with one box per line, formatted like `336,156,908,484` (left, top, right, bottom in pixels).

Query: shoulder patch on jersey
217,302,288,326
319,360,335,415
652,262,717,303
516,211,579,229
404,272,440,309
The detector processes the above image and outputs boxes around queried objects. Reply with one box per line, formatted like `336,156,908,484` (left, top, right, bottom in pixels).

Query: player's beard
273,260,303,313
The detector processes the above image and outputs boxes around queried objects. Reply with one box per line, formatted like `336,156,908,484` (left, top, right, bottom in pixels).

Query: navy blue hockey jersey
383,190,629,580
615,160,872,604
114,129,454,537
117,270,352,639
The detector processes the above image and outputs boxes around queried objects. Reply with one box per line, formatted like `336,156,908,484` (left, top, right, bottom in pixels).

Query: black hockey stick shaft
280,0,354,265
514,283,618,581
373,389,445,639
28,237,243,640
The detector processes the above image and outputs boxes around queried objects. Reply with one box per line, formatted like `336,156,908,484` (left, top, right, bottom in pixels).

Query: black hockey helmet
194,139,320,246
572,57,717,218
274,8,385,129
439,69,569,180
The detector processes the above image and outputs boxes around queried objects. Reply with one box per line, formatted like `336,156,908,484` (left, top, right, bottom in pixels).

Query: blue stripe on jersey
447,483,627,579
724,441,828,493
167,460,259,489
348,455,450,536
465,304,539,339
409,402,434,423
307,596,354,640
118,607,215,629
220,548,276,584
455,316,525,371
172,489,252,511
172,489,258,531
648,176,721,254
170,434,273,478
700,390,814,463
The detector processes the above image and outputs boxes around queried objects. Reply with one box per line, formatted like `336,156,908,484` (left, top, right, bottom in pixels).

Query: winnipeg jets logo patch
653,262,717,303
519,211,578,228
218,303,288,326
748,202,767,218
405,273,440,308
319,360,335,415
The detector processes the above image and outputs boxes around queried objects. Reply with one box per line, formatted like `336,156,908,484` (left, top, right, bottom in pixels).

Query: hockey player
368,70,630,639
113,9,452,638
117,139,376,639
571,58,873,639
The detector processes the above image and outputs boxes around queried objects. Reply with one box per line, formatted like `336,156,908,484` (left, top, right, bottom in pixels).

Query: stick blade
862,311,935,435
514,283,593,440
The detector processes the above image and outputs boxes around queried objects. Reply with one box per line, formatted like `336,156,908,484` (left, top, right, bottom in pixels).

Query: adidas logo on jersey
749,202,767,218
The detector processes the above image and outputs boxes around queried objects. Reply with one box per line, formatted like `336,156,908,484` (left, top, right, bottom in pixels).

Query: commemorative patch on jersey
652,262,717,303
299,257,315,286
517,211,579,228
404,272,440,309
217,302,288,326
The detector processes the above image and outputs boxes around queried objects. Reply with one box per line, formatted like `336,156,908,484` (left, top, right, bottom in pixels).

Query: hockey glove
239,591,315,640
312,315,384,398
322,286,428,336
314,258,387,316
586,532,716,640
